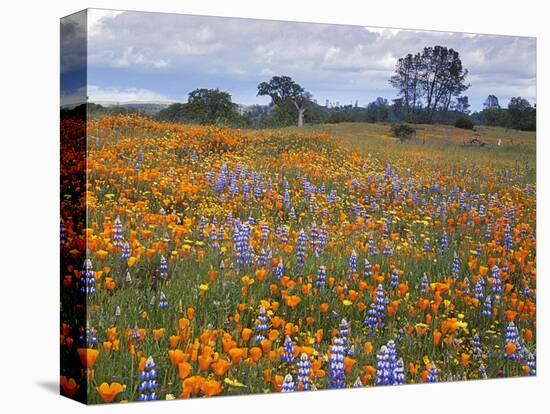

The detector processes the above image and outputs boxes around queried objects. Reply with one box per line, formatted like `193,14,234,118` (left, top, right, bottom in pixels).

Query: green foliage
454,117,475,130
257,75,310,127
156,88,246,127
476,108,509,127
508,97,536,131
390,123,417,142
257,75,305,105
156,103,188,122
86,103,139,117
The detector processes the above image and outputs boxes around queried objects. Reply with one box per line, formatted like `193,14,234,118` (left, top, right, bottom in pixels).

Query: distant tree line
470,95,536,131
83,43,535,131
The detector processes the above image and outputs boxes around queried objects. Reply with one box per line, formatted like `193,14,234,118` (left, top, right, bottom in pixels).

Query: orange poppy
178,362,192,379
212,359,231,376
60,376,79,398
77,348,99,368
201,379,222,397
96,382,124,403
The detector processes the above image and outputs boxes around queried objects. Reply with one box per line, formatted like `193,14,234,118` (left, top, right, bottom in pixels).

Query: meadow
60,115,536,403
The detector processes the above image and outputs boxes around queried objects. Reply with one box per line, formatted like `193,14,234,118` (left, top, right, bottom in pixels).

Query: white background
0,0,547,412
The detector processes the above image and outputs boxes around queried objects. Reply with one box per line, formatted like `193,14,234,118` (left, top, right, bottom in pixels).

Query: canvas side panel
60,9,89,404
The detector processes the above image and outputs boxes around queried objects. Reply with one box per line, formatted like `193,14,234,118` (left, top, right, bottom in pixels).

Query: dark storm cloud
61,11,87,106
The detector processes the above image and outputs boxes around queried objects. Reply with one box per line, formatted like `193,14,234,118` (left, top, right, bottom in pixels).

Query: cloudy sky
67,9,536,110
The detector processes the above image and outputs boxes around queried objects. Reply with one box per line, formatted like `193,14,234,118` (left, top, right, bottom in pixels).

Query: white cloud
85,10,536,108
87,85,172,103
366,27,402,38
87,9,123,37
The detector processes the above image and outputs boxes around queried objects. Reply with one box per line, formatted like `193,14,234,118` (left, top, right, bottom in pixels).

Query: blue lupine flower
296,229,307,271
328,337,346,389
390,268,399,289
247,245,255,266
423,239,431,253
364,284,388,332
282,336,296,364
215,164,227,192
121,241,130,261
132,325,141,341
395,358,405,384
369,237,379,256
81,258,96,295
199,216,206,239
482,295,492,317
281,374,296,393
375,340,404,385
280,225,289,244
159,255,168,280
254,305,270,343
382,242,394,256
261,223,270,242
113,217,122,247
275,259,284,280
257,248,267,268
525,351,536,376
364,259,372,279
485,221,492,239
475,200,484,217
504,322,522,361
235,222,251,271
209,223,218,249
309,194,317,214
426,362,438,383
349,250,358,275
491,266,502,298
316,265,327,288
158,292,168,309
297,353,311,391
420,273,429,294
463,276,471,296
439,232,448,252
504,224,513,251
289,207,297,221
284,188,290,209
60,218,66,245
474,280,484,300
452,253,460,279
79,326,98,347
479,363,487,379
382,222,389,239
319,223,328,251
137,356,158,401
472,334,482,361
310,222,319,251
338,318,350,351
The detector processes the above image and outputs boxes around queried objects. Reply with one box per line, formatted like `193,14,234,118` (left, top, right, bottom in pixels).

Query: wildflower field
60,115,536,403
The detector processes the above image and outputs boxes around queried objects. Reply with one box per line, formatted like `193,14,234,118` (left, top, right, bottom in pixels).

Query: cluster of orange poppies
59,115,536,403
